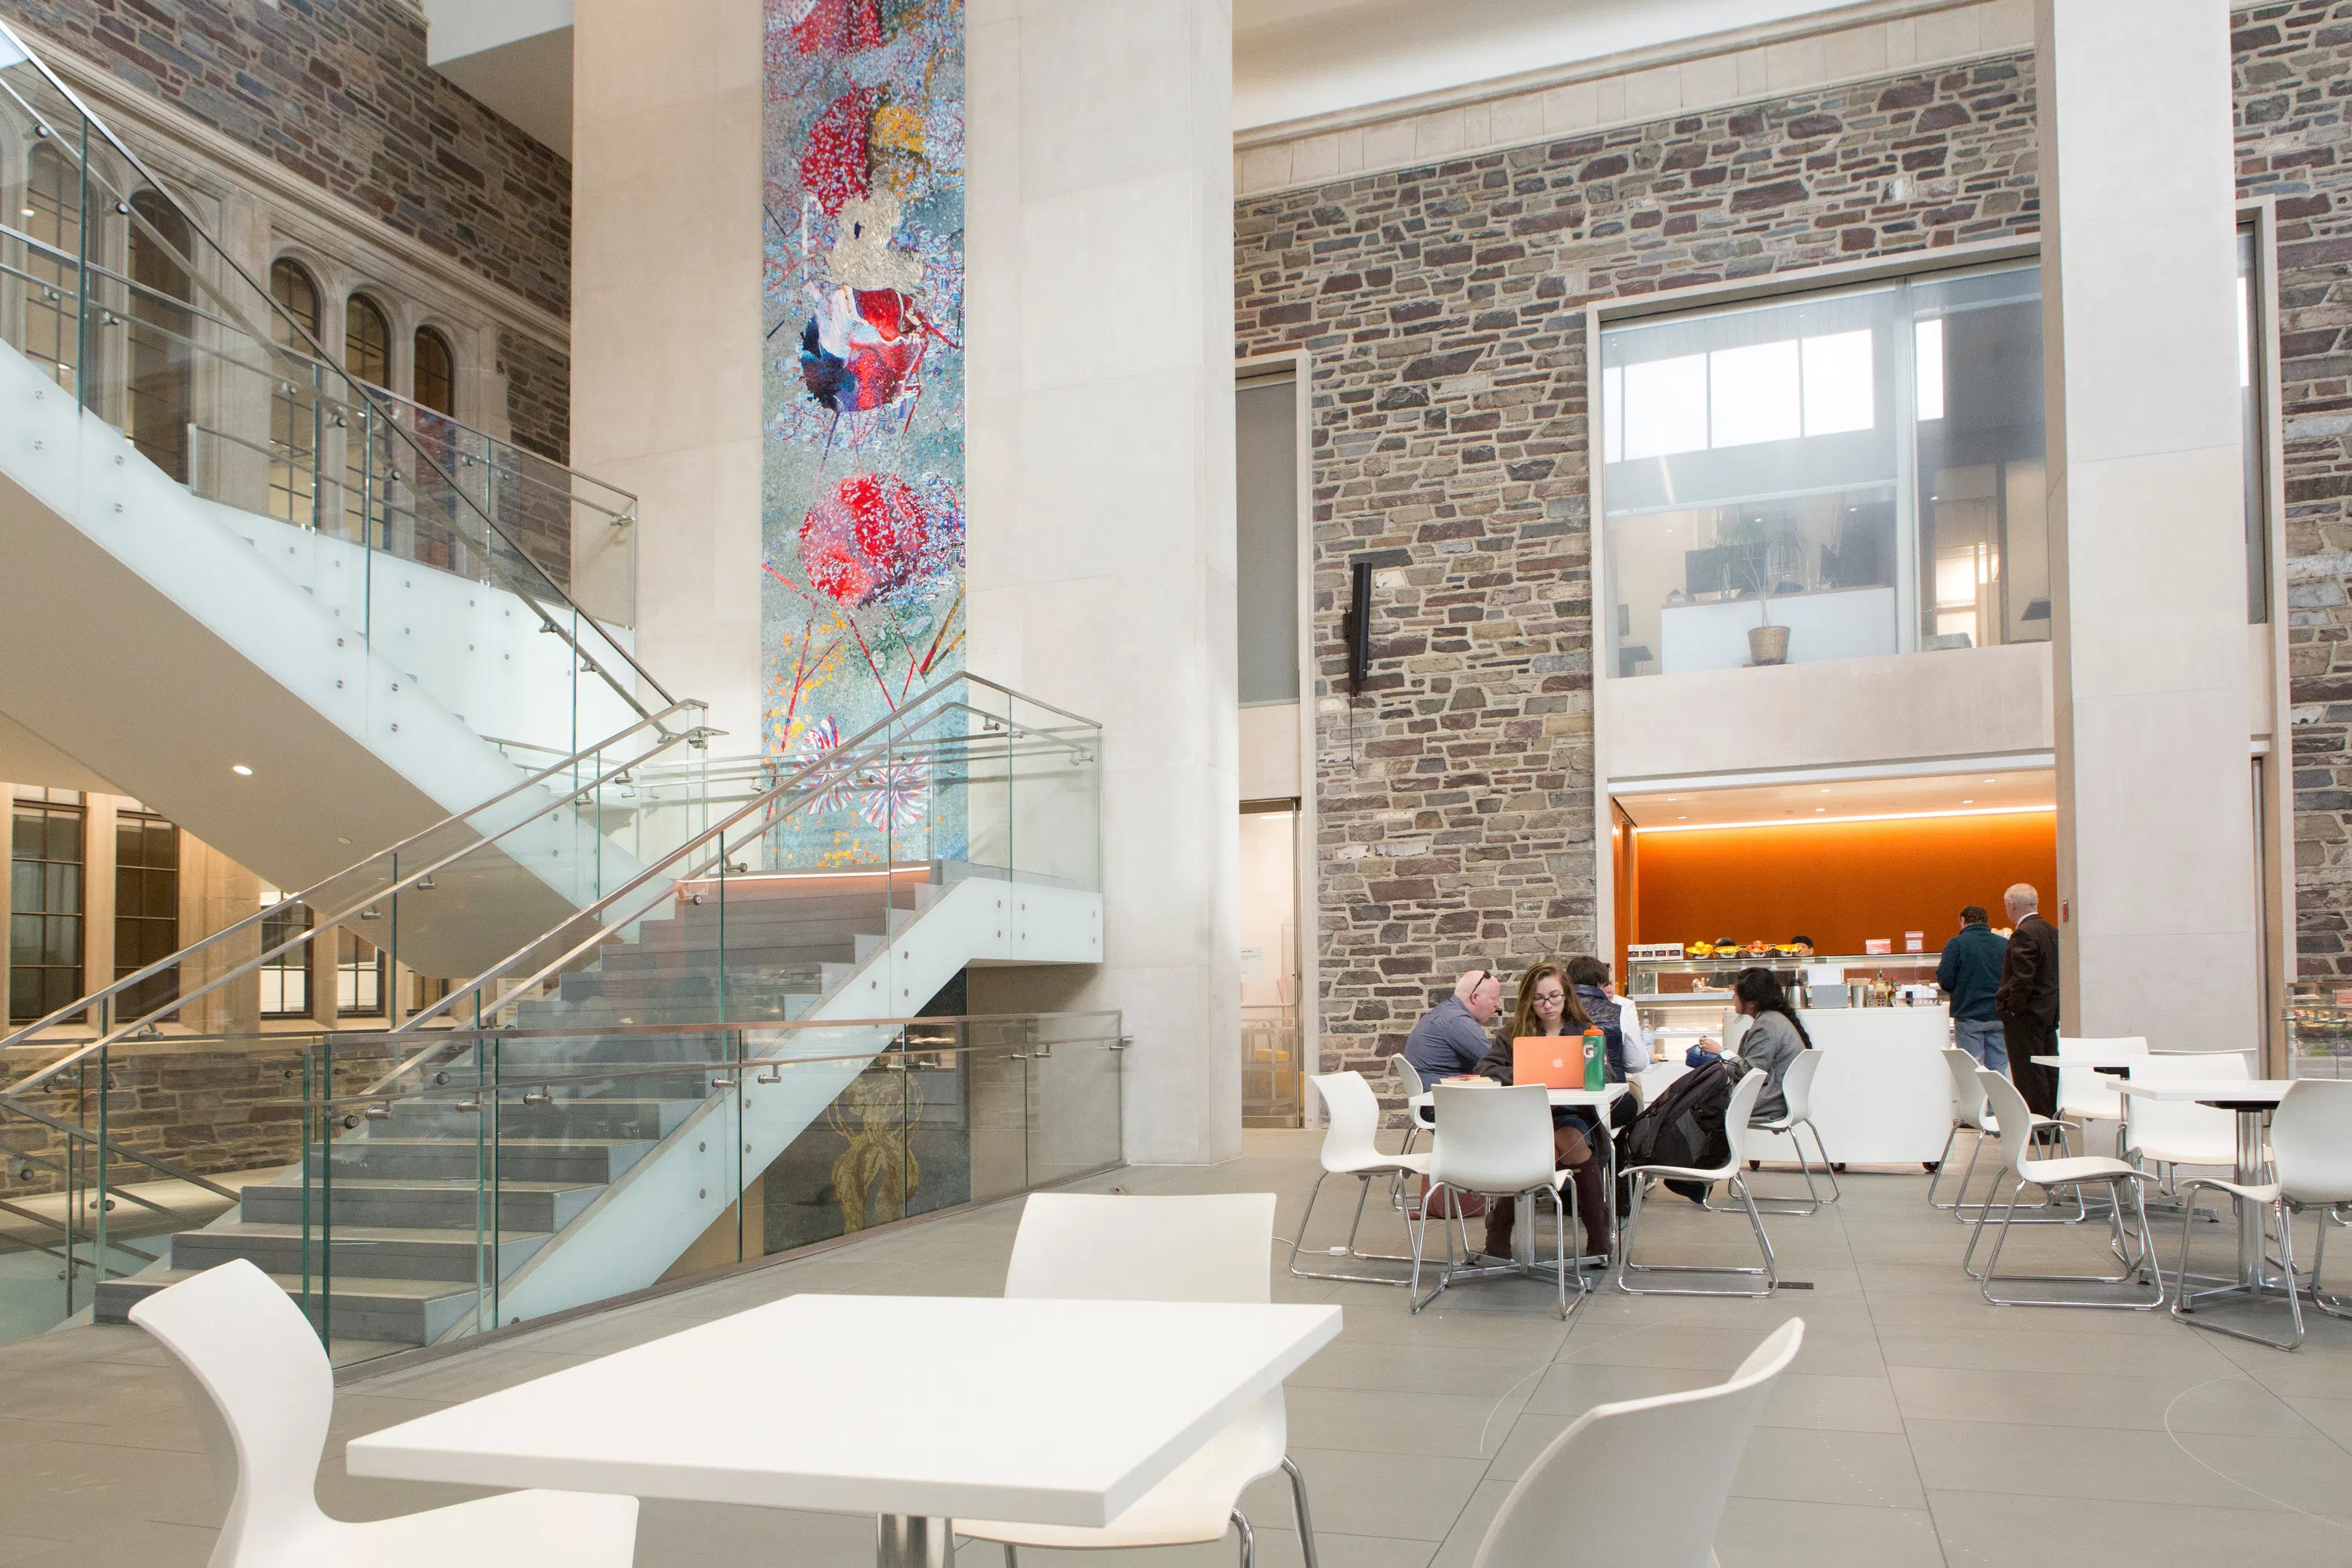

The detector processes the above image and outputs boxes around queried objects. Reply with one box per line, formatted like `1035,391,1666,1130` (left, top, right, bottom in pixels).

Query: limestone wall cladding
1232,59,2043,1085
0,0,571,319
2236,3,2352,979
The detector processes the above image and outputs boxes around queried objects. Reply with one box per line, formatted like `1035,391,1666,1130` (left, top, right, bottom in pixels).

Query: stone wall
2235,2,2352,980
0,0,571,319
501,327,571,466
0,1038,403,1201
1232,59,2043,1082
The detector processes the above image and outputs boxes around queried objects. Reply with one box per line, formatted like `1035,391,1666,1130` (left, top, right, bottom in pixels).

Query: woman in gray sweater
1696,967,1809,1124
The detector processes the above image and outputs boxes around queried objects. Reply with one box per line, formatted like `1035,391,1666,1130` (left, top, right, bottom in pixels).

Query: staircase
96,857,1102,1345
0,21,667,975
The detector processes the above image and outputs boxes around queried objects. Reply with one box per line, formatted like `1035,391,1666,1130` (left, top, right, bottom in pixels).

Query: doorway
1240,802,1301,1127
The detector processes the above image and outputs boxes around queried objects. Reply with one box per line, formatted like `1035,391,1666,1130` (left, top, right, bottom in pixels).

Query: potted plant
1722,517,1790,666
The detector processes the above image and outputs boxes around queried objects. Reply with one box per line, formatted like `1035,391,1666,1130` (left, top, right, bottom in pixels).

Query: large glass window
125,191,193,484
1601,261,2047,677
344,292,390,387
414,326,455,416
268,258,321,528
113,808,180,1020
2241,225,2270,625
256,888,312,1018
18,143,80,393
9,792,85,1025
336,927,385,1018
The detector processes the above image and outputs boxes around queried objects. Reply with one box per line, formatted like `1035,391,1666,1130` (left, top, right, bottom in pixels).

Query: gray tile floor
3,1130,2350,1566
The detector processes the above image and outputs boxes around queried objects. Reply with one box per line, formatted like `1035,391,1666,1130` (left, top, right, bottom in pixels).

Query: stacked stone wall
0,0,571,318
2236,2,2352,979
1233,60,2043,1084
0,1039,403,1202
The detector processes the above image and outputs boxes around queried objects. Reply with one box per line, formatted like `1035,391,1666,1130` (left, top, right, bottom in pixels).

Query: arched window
270,256,319,344
344,292,390,387
268,258,321,526
413,326,455,416
21,143,79,391
125,191,193,483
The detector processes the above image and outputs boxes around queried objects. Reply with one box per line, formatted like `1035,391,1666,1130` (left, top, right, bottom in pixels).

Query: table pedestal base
879,1515,954,1568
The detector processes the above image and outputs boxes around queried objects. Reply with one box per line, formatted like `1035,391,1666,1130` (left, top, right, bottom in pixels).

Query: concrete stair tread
200,1221,549,1245
101,1269,477,1304
252,1176,597,1195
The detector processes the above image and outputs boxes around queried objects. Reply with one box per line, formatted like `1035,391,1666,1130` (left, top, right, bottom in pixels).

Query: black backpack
1619,1058,1733,1176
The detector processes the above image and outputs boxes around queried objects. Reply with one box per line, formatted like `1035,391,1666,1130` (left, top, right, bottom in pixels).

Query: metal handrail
1,220,631,519
364,673,1102,1092
0,19,670,709
0,1094,237,1203
0,699,707,1083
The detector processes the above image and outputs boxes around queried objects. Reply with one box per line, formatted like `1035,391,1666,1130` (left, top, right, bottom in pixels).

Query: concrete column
964,0,1242,1163
2039,0,2258,1047
569,0,764,739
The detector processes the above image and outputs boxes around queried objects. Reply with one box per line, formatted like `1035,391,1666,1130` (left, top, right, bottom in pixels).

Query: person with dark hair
1995,883,2062,1116
1466,963,1610,1263
1936,904,2009,1069
1693,967,1810,1124
1564,955,1642,1083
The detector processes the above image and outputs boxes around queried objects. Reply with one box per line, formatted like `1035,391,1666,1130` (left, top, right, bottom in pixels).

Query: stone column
2039,0,2259,1046
570,0,765,739
964,0,1243,1163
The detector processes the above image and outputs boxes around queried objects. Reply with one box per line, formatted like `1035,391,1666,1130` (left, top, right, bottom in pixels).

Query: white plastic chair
958,1193,1318,1568
1748,1050,1838,1214
2172,1079,2352,1350
1927,1046,2080,1221
1410,1083,1581,1319
2125,1053,2250,1189
1616,1069,1779,1298
1289,1071,1432,1283
1965,1069,2162,1310
1466,1319,1802,1568
2057,1035,2148,1155
128,1259,637,1568
1388,1052,1436,1155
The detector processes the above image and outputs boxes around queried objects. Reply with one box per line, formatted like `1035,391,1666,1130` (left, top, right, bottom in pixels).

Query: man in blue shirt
1400,969,1504,1087
1936,906,2009,1068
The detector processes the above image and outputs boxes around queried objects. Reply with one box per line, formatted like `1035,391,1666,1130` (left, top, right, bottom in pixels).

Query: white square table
346,1294,1344,1568
2112,1079,2293,1303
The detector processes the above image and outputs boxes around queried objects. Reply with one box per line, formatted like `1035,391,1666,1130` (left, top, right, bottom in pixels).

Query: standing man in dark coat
1994,883,2062,1116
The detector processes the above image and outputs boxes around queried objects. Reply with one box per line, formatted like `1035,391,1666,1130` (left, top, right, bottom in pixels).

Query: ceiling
1615,768,2056,829
1231,0,1866,130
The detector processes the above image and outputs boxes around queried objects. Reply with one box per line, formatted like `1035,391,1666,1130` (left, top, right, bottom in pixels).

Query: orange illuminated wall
1632,811,2058,957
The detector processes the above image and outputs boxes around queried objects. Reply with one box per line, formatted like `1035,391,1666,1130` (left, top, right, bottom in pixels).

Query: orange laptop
1512,1036,1584,1089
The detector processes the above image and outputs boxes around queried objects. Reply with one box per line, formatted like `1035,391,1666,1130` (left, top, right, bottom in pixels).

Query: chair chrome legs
1968,1174,2163,1309
1288,1169,1418,1283
1615,1173,1778,1298
1281,1455,1319,1568
1933,1124,2086,1224
2171,1181,2304,1350
1231,1509,1253,1568
1739,1118,1840,1214
1409,1180,1584,1319
2309,1204,2352,1322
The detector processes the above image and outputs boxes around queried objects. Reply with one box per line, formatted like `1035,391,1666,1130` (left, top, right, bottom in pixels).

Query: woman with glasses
1465,962,1613,1265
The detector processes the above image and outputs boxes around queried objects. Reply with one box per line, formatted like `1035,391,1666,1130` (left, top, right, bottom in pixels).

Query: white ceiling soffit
422,0,574,160
1232,0,1894,132
1616,768,2056,829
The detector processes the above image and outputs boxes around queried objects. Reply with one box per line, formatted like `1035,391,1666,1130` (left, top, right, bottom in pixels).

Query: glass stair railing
0,20,679,894
13,674,1105,1358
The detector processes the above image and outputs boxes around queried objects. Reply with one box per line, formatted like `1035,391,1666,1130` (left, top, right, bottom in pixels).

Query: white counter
1635,1006,1953,1169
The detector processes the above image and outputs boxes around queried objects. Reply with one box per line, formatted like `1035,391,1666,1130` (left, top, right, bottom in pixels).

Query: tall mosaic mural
761,0,965,865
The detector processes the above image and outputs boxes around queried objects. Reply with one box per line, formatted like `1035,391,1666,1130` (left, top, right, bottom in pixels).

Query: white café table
2111,1079,2293,1305
346,1294,1344,1568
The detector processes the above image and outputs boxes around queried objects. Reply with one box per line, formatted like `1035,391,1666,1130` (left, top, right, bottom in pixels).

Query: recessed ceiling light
230,764,252,776
1984,778,1996,783
336,835,351,845
1962,798,1973,804
1815,807,1827,812
1820,787,1831,793
1678,815,1688,820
